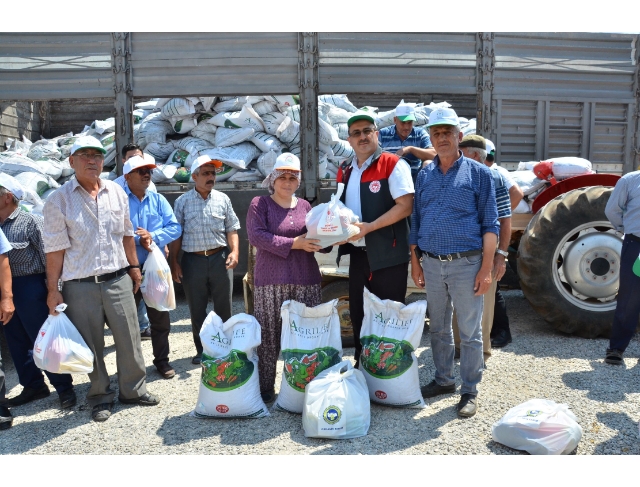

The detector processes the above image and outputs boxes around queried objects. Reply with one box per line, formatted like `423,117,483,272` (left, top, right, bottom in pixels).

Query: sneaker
6,384,50,407
91,403,113,422
491,329,512,348
156,362,176,379
0,405,12,430
118,392,160,406
191,353,202,365
420,379,456,398
457,393,478,417
140,328,152,341
59,388,77,409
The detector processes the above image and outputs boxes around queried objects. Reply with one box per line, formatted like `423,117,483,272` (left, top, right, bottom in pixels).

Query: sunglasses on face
348,127,376,138
131,168,153,175
74,152,104,162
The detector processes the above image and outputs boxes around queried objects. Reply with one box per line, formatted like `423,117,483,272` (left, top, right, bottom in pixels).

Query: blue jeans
138,299,150,332
422,254,485,396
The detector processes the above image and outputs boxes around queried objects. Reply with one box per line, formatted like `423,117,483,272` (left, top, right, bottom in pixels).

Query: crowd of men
1,101,638,429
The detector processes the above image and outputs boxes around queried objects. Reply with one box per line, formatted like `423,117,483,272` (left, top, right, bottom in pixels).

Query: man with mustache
337,112,415,366
170,155,240,365
409,108,499,418
122,154,181,379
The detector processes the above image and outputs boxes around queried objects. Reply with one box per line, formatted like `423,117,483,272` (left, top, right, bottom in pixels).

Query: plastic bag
33,304,94,374
360,288,427,408
274,299,342,414
304,183,360,247
302,360,370,439
491,399,583,455
140,243,176,312
193,312,269,419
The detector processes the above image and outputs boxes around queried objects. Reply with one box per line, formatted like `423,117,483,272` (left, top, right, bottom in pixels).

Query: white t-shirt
344,155,414,247
492,164,516,190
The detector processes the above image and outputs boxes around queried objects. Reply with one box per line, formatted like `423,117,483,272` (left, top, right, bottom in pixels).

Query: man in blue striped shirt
409,108,499,418
378,102,436,182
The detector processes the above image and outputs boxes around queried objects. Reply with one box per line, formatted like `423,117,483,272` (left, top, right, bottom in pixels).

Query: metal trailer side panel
0,101,42,148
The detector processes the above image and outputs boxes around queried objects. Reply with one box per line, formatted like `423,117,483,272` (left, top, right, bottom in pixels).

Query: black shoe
156,362,176,379
6,385,50,407
420,379,456,398
91,403,113,422
0,405,12,430
457,393,478,417
491,330,512,348
261,389,276,404
605,348,624,365
191,353,202,365
59,388,77,409
118,392,160,406
140,328,152,341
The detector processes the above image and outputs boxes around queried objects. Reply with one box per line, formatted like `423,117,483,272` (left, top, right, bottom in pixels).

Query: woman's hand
292,234,322,253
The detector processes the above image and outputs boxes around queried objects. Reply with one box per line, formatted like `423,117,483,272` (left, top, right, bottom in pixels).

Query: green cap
347,111,376,127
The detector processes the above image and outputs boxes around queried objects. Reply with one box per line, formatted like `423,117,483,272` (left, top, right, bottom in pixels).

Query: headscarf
261,169,301,195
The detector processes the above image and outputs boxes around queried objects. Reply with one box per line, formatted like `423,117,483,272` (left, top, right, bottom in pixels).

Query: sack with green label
274,299,342,414
193,312,269,419
302,360,370,439
359,288,427,408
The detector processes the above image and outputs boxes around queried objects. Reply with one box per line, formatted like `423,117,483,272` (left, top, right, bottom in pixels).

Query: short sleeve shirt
0,228,11,255
173,189,241,252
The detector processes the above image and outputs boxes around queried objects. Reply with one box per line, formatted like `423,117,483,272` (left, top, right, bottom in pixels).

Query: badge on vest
369,180,381,193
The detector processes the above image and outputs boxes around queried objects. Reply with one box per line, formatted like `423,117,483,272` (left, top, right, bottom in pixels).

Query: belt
426,249,483,262
190,247,224,256
626,234,640,243
72,268,128,284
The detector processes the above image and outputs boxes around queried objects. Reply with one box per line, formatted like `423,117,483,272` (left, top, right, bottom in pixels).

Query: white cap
123,153,157,175
395,101,416,122
273,153,300,172
485,139,495,153
0,173,24,200
190,154,222,176
70,135,106,155
425,107,459,128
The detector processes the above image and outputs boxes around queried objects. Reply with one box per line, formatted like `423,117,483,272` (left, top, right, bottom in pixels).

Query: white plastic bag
274,299,343,414
304,183,360,247
491,399,583,455
360,288,427,408
33,304,94,374
510,170,549,196
140,243,176,311
193,312,269,419
302,360,370,439
545,157,594,179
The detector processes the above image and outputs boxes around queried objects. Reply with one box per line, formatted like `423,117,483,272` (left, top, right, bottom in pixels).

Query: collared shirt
0,228,11,254
0,207,46,277
124,184,182,266
114,175,157,193
409,152,500,255
605,170,640,237
43,178,134,281
174,188,241,253
378,125,432,171
344,153,414,247
494,171,512,220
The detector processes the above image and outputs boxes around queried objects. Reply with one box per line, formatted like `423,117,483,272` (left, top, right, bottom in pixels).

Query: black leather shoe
0,405,12,430
6,385,50,407
119,392,160,406
191,353,202,365
91,403,113,422
420,379,456,398
457,393,478,417
491,330,512,348
261,389,276,404
59,389,77,409
140,328,152,341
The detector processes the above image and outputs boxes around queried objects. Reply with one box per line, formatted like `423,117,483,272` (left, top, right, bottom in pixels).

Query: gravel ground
1,275,639,455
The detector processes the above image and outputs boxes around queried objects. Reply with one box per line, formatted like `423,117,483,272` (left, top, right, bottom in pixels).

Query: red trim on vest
360,153,400,184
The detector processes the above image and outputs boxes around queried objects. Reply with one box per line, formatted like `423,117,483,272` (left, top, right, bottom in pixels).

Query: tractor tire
518,186,622,338
321,280,354,348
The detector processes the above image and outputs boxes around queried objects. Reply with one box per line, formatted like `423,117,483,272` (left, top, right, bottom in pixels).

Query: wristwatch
496,249,509,258
128,265,141,270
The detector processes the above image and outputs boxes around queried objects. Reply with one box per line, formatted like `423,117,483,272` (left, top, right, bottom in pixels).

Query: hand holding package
140,242,176,311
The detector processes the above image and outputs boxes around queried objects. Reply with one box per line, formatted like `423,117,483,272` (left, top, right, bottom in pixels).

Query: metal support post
111,32,133,176
298,32,319,202
476,33,495,141
632,35,640,172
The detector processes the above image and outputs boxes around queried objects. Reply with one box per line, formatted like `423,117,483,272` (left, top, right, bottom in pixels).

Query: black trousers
490,287,510,337
134,290,171,367
349,248,408,363
609,236,640,352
